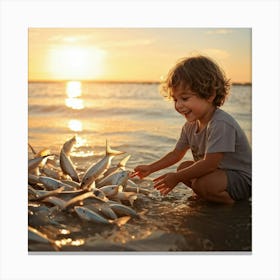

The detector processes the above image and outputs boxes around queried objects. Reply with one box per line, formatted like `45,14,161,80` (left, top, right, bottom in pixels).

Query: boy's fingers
153,179,164,188
153,174,166,182
129,171,141,178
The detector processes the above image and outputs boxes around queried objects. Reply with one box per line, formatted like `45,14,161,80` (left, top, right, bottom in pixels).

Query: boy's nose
175,101,184,111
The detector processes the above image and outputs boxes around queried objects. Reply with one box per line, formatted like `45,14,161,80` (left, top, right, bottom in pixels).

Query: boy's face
171,85,215,124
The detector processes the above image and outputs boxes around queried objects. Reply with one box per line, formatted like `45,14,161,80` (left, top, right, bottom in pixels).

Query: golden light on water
75,135,87,147
66,81,82,98
68,119,83,132
65,81,85,110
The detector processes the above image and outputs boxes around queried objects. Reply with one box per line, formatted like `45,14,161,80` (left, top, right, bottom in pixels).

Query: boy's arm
153,152,223,194
132,147,188,178
149,148,188,173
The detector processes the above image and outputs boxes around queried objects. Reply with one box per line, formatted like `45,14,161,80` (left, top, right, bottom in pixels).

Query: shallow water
28,81,252,252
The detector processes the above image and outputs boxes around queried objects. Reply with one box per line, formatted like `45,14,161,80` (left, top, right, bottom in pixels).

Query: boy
131,56,251,204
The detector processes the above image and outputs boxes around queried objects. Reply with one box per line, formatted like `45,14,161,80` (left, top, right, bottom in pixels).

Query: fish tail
105,140,125,156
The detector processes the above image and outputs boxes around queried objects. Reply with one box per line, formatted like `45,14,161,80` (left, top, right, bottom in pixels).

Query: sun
47,46,106,80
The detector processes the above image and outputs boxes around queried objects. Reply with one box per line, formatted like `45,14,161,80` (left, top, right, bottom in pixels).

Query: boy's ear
207,90,216,103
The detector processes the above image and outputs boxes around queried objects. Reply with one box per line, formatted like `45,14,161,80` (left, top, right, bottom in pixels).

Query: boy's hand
130,165,152,179
153,172,179,195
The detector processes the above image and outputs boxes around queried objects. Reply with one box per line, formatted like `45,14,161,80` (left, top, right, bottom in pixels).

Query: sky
28,28,251,83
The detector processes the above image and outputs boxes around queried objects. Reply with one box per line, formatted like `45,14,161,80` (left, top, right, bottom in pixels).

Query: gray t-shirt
175,108,251,178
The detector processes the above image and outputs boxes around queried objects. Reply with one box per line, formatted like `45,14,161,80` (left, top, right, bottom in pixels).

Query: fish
28,174,40,185
62,191,106,210
28,226,60,251
42,196,67,209
108,202,139,218
102,154,131,178
38,176,77,191
99,184,122,197
28,186,65,201
60,149,80,182
62,135,77,156
96,170,129,188
74,206,130,227
28,155,50,172
74,206,112,224
125,180,152,195
112,190,138,206
42,166,64,180
60,179,81,188
81,140,125,190
28,226,52,243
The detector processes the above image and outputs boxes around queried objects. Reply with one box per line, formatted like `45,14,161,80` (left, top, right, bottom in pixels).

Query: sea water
28,81,252,251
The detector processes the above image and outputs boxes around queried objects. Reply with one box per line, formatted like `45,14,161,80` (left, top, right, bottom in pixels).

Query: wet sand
29,180,251,252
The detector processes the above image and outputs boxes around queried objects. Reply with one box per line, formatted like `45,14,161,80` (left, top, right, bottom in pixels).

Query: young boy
131,55,251,204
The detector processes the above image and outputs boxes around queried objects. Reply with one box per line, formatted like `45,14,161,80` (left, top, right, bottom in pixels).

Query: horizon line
28,79,252,85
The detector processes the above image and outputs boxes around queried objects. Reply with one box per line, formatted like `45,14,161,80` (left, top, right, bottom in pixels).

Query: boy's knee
192,180,205,196
177,160,194,171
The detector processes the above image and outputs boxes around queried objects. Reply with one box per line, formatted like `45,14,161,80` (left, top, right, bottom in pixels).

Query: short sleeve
175,125,189,150
206,120,236,153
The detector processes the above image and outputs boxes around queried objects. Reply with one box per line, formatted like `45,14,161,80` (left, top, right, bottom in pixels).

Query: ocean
28,81,252,251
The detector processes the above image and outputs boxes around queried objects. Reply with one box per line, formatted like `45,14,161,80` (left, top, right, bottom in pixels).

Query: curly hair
160,55,231,107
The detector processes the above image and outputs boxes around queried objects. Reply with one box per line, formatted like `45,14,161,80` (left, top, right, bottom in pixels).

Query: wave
28,104,168,119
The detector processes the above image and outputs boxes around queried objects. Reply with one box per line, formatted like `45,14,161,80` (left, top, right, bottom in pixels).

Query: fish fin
106,140,125,156
112,216,131,227
118,155,131,168
28,143,37,155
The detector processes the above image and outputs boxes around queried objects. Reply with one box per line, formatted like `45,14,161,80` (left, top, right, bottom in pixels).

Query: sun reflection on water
65,81,85,110
68,119,83,132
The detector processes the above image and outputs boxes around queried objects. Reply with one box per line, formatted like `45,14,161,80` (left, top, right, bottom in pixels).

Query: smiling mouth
182,110,191,117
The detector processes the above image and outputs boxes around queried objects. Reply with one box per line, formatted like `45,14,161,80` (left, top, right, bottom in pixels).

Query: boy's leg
192,169,235,204
177,161,200,200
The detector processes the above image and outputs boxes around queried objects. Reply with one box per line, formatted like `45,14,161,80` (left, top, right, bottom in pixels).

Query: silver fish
74,206,130,226
99,184,121,197
38,176,76,191
42,166,64,180
108,202,139,218
81,140,125,189
28,155,50,171
62,135,77,155
96,170,129,188
61,180,81,188
62,191,106,210
112,190,138,206
42,196,67,209
124,185,151,195
28,174,40,185
102,154,131,178
28,226,52,243
60,149,80,182
28,186,65,200
74,206,111,224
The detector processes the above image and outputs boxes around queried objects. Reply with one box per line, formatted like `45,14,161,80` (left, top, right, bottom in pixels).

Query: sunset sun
47,46,106,80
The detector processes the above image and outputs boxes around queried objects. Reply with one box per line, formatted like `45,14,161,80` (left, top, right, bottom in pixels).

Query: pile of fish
28,136,152,251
